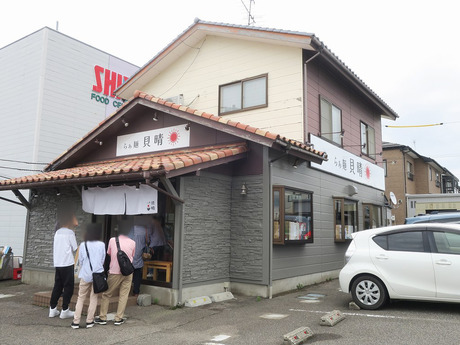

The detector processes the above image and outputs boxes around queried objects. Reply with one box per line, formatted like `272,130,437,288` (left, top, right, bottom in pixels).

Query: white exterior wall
0,28,138,256
142,35,305,141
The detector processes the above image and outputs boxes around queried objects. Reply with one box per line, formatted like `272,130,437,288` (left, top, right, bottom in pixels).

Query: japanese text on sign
116,124,190,157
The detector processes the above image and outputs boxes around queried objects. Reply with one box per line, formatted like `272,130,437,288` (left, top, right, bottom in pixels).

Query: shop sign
116,124,190,157
310,135,385,190
91,65,129,109
89,58,138,118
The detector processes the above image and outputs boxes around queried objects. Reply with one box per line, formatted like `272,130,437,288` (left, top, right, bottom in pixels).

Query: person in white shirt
71,223,106,329
49,202,78,319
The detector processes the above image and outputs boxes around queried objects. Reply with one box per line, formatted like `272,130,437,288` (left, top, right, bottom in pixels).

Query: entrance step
33,288,137,315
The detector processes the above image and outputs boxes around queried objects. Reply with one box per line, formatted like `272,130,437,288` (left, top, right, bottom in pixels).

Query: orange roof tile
132,90,326,160
0,143,248,188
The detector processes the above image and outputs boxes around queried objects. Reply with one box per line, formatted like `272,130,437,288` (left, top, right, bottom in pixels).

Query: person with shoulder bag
95,220,135,326
71,223,106,329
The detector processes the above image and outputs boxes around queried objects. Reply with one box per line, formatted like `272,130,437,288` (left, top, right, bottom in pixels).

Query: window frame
373,230,430,253
360,121,376,157
363,203,383,230
429,230,460,255
334,197,359,242
218,74,268,115
273,186,314,245
319,96,343,146
407,161,414,181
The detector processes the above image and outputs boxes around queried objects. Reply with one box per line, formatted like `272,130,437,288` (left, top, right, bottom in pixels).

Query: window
320,97,342,145
363,204,382,229
407,161,414,180
360,122,376,156
432,231,460,254
219,75,267,114
373,231,426,252
334,198,358,241
429,167,432,181
435,172,440,187
383,159,387,177
388,231,425,252
273,186,313,244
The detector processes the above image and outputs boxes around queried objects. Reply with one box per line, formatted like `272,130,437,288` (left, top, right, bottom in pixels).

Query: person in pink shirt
95,221,135,326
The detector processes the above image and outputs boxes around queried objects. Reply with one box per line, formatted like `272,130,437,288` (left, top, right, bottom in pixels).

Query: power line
159,38,206,98
0,158,48,165
385,123,443,128
0,165,43,172
385,120,460,129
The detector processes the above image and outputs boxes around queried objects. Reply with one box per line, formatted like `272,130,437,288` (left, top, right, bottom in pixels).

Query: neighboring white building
407,194,460,218
0,27,138,256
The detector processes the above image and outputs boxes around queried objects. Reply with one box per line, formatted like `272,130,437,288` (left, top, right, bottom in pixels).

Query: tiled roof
45,90,327,171
0,143,247,188
132,90,327,159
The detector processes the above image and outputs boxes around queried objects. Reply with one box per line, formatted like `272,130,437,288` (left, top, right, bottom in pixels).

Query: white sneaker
49,307,60,318
59,308,75,319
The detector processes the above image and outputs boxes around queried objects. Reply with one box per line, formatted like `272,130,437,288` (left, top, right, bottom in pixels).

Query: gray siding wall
24,188,91,270
182,173,232,285
230,175,264,283
271,156,384,280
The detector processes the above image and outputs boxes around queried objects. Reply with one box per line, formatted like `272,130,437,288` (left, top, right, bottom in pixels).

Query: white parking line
211,335,231,341
260,313,289,319
289,308,459,323
0,294,14,299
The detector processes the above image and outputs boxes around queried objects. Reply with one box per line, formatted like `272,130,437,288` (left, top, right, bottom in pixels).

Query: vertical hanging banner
116,124,190,157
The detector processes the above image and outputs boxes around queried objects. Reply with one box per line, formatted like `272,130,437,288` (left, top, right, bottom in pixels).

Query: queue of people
48,202,166,329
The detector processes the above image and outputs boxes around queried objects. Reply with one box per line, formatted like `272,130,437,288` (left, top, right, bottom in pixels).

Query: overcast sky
2,0,460,177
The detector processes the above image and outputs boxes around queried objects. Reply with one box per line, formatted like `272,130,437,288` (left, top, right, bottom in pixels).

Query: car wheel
351,275,388,310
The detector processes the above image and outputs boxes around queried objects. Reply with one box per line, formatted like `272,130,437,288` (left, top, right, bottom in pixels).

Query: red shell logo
365,165,371,179
168,130,180,145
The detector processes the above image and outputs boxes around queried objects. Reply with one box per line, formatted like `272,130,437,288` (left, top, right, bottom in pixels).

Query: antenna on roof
241,0,256,26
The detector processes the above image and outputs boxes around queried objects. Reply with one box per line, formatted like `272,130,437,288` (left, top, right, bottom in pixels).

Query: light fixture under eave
122,118,129,127
135,182,140,191
152,112,159,121
55,188,61,196
95,139,103,146
293,158,300,169
240,182,247,196
185,123,190,131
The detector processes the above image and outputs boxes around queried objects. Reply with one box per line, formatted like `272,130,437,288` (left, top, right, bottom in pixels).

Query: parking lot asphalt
2,278,460,345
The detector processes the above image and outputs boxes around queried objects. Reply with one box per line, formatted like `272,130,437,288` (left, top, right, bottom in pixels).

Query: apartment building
383,142,458,224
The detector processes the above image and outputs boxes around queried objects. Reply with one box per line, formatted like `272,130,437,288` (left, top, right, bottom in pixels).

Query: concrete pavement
2,278,460,345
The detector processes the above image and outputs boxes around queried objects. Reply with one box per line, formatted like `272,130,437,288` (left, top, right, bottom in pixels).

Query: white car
339,223,460,309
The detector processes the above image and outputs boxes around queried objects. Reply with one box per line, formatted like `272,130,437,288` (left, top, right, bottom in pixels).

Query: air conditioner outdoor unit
166,94,184,105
